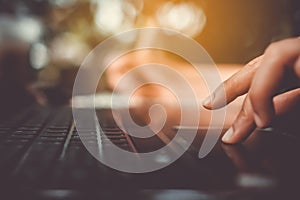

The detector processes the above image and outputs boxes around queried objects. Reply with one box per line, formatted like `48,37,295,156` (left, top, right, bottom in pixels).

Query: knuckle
223,78,236,96
251,56,263,70
248,89,267,104
265,42,281,57
230,75,242,88
223,77,235,91
247,56,260,67
265,38,300,58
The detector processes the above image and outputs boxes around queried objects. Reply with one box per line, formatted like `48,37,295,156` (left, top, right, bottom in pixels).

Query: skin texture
203,37,300,144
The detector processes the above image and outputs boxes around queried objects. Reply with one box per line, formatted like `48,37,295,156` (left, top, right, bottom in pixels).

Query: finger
222,88,300,144
272,88,300,130
222,95,256,144
249,38,300,128
203,56,263,109
273,88,300,116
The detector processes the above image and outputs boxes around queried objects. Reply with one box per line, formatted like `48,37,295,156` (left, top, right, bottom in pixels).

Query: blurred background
0,0,299,109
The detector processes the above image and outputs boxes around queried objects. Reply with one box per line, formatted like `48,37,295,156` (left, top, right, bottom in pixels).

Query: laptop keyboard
0,105,136,186
2,105,295,199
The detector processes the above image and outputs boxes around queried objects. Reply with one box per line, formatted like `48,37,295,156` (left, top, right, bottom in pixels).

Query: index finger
202,56,263,109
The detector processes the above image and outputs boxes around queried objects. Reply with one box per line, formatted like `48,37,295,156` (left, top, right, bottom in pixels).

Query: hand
203,37,300,144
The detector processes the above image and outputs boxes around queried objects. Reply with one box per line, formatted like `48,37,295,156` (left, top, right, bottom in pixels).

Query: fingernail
202,93,215,108
222,127,234,143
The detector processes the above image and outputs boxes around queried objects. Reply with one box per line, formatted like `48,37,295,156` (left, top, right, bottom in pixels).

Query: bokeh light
94,0,143,36
156,2,206,37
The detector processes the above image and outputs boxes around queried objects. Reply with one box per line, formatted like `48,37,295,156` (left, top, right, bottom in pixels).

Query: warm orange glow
93,0,206,37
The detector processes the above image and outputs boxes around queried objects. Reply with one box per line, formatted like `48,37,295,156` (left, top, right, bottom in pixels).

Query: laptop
0,93,300,200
